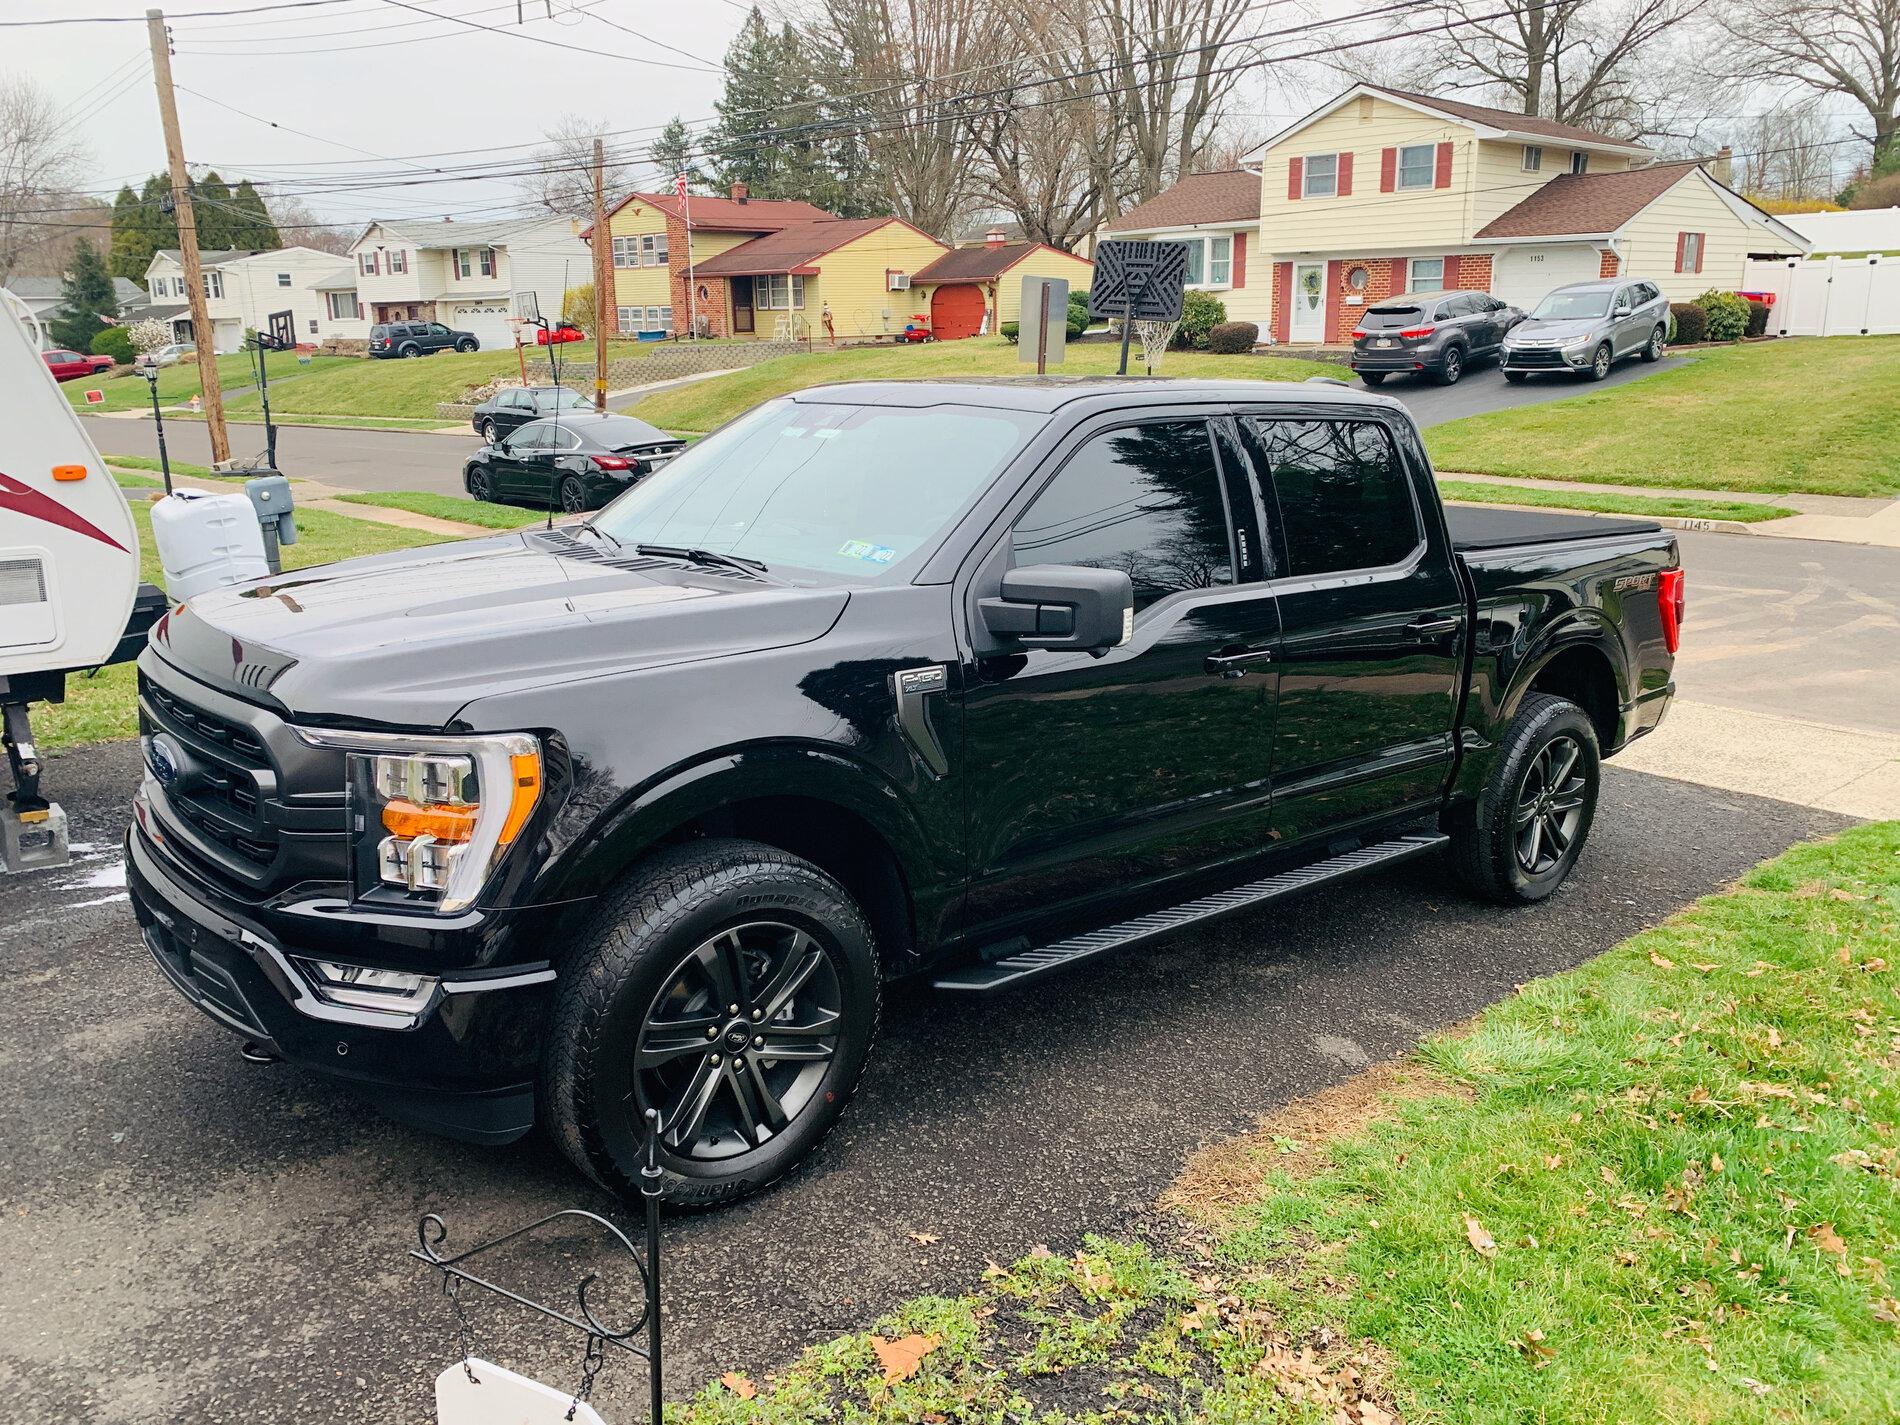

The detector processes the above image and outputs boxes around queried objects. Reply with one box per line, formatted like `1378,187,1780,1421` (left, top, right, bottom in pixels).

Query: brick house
586,185,836,338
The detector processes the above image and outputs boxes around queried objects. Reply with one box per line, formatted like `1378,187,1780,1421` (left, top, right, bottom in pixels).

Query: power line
0,0,365,25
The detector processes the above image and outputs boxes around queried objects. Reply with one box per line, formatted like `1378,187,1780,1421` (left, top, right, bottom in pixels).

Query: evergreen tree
649,116,702,191
708,10,832,204
230,179,282,248
194,171,234,248
108,185,145,279
50,240,119,351
138,173,180,265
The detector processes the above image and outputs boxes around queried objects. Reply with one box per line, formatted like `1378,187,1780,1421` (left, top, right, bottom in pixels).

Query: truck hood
1506,317,1604,344
148,530,849,727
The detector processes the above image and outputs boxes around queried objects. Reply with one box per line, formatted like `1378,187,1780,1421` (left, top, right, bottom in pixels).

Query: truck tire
1450,693,1600,905
542,838,880,1209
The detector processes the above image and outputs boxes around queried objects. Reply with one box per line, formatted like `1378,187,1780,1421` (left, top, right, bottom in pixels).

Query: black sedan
470,384,591,444
463,412,687,513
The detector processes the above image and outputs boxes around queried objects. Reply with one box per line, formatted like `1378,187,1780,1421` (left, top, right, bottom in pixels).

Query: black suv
369,321,480,359
1351,290,1523,386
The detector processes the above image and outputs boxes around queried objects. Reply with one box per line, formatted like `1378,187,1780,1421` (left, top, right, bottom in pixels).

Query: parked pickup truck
127,378,1681,1207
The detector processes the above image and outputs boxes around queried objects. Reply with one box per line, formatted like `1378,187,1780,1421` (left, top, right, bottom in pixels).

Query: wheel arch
1510,633,1623,752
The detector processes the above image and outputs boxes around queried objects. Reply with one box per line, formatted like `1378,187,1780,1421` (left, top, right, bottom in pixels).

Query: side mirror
1614,304,1632,317
979,564,1133,654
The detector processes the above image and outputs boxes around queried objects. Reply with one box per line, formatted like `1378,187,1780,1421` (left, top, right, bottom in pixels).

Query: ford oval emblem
147,734,184,788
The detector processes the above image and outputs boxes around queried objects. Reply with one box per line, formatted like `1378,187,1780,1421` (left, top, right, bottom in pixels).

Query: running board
931,833,1448,993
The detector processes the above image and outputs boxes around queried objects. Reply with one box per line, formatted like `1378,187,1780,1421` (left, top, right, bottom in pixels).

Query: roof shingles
1475,160,1704,238
1106,169,1261,233
1368,87,1649,150
691,218,911,276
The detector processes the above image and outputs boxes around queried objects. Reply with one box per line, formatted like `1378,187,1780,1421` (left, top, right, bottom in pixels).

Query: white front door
1289,262,1326,342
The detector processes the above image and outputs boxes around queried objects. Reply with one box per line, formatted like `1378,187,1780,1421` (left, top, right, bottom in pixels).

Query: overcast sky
9,0,755,235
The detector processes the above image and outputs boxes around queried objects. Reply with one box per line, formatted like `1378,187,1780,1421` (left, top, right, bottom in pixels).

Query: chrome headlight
295,728,543,914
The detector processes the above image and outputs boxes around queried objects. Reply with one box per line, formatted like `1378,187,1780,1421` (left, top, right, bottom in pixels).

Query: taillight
1657,567,1684,653
1399,325,1435,339
1351,327,1368,338
592,455,631,471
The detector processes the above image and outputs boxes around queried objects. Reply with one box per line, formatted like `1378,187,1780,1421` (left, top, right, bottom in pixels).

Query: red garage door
930,283,986,339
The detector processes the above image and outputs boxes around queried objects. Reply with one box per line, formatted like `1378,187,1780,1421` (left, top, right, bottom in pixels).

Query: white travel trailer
0,288,161,870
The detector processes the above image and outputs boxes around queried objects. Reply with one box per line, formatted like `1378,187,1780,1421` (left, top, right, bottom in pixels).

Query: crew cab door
956,413,1281,941
1233,409,1465,846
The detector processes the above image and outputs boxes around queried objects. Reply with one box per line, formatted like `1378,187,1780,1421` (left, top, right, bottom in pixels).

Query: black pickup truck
127,378,1681,1207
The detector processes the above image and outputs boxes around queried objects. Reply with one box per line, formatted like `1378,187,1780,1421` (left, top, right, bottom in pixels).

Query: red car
43,348,116,382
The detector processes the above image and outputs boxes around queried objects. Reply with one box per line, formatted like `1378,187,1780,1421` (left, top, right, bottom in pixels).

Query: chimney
730,182,748,204
1711,145,1733,186
984,228,1006,247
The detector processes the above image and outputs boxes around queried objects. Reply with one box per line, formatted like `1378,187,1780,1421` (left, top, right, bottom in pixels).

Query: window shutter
1693,233,1705,273
1434,142,1453,189
1338,152,1354,196
1444,255,1462,288
1380,147,1397,192
1288,157,1303,200
1674,233,1686,273
1232,232,1247,288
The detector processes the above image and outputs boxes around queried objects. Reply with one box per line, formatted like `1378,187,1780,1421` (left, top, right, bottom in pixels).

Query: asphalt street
79,354,1679,498
0,742,1847,1424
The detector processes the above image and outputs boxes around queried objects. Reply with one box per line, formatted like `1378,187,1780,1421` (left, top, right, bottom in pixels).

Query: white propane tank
150,489,270,602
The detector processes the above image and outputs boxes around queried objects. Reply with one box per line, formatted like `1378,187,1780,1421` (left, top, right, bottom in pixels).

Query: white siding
499,219,592,326
1618,172,1787,301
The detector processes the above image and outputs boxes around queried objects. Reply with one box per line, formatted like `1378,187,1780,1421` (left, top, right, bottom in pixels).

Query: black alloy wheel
636,922,843,1162
559,475,588,514
467,467,492,501
1588,342,1613,380
1437,346,1464,385
1513,735,1588,877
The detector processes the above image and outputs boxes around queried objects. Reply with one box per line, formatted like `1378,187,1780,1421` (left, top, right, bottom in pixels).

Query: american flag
675,172,688,199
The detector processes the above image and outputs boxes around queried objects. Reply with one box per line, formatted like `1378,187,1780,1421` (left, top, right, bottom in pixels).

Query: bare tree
517,114,635,217
0,74,92,279
267,193,353,255
1727,100,1849,199
1344,0,1713,136
1722,0,1900,163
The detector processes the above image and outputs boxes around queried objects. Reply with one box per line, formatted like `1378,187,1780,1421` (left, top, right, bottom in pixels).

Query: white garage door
1490,245,1601,311
446,303,515,350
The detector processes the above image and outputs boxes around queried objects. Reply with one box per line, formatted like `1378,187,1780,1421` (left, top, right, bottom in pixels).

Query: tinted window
1012,420,1233,614
511,425,549,450
1246,419,1420,577
1361,304,1423,330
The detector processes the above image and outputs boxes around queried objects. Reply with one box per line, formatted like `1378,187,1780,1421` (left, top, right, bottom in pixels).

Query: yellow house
691,217,951,341
585,184,836,337
1241,84,1807,343
1102,172,1268,329
911,235,1096,338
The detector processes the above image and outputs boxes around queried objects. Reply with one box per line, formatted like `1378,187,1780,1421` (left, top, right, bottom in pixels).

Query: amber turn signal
381,799,479,842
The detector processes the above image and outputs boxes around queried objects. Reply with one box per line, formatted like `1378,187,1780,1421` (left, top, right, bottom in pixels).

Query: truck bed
1446,504,1661,552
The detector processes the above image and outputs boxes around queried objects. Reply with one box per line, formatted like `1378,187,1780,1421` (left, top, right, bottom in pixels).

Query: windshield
592,398,1042,581
1530,291,1612,320
540,388,589,410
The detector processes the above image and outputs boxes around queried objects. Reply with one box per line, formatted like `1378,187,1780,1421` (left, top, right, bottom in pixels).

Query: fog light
296,958,438,1012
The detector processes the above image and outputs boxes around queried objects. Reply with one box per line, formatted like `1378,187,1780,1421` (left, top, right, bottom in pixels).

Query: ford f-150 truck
127,378,1681,1207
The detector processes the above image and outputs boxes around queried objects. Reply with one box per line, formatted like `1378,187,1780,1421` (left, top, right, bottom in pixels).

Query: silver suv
1501,278,1668,382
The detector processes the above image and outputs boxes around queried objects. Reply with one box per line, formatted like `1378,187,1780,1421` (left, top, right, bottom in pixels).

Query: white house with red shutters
1108,84,1806,345
1103,169,1267,329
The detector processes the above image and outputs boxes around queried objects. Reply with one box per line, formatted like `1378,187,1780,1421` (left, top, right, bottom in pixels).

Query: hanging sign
435,1359,608,1425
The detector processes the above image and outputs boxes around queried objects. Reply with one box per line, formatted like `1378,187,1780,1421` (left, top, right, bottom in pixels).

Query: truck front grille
140,671,283,884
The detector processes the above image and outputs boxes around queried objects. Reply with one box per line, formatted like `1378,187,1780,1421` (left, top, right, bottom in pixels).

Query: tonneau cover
1446,504,1661,551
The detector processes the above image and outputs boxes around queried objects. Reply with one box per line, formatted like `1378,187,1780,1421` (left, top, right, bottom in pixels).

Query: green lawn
104,454,219,482
37,504,437,751
674,823,1900,1424
65,352,352,413
625,337,1346,432
218,340,677,421
1438,478,1798,523
334,489,551,529
1425,338,1900,497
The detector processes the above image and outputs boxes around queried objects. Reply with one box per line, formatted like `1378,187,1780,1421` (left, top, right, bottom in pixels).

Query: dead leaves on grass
871,1332,940,1382
1463,1214,1499,1259
718,1372,757,1399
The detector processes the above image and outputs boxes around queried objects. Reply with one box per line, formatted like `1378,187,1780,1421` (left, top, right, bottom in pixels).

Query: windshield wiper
634,543,783,584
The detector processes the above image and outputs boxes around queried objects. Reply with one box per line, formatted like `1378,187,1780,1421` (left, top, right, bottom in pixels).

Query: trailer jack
2,693,69,872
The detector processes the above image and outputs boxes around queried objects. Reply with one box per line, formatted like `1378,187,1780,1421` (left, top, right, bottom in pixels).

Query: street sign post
1087,240,1190,375
1018,275,1070,375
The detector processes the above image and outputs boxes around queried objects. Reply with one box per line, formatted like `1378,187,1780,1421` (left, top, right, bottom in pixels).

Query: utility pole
591,136,610,412
147,8,228,465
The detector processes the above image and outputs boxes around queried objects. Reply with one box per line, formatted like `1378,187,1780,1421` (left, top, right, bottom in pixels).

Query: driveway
0,743,1849,1424
1381,351,1686,428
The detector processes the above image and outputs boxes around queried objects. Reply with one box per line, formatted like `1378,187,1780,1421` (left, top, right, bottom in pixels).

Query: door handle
1405,615,1462,643
1204,648,1274,678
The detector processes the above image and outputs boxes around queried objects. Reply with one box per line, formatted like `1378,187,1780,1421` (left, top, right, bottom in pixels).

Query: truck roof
785,376,1405,416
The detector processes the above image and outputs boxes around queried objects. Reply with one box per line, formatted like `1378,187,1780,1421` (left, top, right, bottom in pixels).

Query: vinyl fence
1743,255,1900,338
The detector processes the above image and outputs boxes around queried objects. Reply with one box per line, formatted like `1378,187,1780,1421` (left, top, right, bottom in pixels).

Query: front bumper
1501,345,1591,371
126,823,554,1144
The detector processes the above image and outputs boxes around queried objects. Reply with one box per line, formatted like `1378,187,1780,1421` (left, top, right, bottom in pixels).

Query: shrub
1066,291,1090,337
88,326,133,363
127,317,170,355
1744,298,1770,338
1000,320,1020,344
1696,288,1750,342
1669,302,1707,345
1206,321,1258,354
1170,289,1227,349
561,283,593,329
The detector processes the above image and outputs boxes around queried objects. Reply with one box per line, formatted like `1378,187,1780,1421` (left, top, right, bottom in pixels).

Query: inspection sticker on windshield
839,540,897,565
